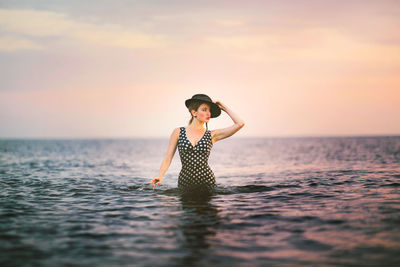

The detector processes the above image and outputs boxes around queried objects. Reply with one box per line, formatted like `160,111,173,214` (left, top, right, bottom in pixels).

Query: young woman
150,94,245,195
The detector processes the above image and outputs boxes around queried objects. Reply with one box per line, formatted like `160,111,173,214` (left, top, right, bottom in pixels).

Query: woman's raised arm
211,101,245,144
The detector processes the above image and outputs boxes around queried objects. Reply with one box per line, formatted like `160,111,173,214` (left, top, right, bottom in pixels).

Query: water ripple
1,137,399,266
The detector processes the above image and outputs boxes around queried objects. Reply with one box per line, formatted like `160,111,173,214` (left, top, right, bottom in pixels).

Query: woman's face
194,103,211,123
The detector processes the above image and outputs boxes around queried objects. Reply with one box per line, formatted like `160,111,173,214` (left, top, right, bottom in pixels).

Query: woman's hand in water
215,100,227,112
150,176,163,188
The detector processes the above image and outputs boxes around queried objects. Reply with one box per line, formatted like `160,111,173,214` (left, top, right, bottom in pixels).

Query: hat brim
185,99,221,118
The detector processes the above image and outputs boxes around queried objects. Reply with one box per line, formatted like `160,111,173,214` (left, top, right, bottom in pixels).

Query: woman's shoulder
171,127,182,136
176,126,187,135
168,127,181,142
210,129,216,138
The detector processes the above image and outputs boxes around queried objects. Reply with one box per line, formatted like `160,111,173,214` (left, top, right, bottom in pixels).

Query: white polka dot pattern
177,127,216,194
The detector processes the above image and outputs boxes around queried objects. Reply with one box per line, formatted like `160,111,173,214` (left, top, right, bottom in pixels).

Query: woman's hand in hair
215,100,227,112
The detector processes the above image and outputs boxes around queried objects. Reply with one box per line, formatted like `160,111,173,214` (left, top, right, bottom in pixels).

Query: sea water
1,136,399,266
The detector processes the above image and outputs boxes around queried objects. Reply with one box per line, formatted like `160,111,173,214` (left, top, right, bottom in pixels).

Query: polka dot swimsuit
177,127,216,194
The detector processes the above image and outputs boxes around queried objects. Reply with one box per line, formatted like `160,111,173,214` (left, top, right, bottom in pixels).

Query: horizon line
0,133,399,140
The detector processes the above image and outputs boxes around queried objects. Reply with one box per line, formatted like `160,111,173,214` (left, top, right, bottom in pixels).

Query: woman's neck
188,119,205,130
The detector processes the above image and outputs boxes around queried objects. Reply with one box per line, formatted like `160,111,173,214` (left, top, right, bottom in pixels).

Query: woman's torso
177,127,216,190
178,127,213,165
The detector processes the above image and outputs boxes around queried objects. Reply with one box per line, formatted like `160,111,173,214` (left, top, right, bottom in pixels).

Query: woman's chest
178,131,212,153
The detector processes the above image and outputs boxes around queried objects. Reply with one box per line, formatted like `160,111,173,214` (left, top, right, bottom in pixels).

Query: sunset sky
0,0,399,138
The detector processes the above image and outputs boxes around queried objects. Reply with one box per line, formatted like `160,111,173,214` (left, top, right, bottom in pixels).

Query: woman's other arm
150,127,179,187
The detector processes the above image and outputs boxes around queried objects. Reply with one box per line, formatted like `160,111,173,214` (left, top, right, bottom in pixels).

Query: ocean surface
1,136,399,266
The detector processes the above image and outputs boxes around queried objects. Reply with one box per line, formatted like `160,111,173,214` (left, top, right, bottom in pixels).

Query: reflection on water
174,195,221,266
0,136,399,266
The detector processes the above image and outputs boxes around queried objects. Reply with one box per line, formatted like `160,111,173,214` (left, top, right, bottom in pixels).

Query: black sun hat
185,94,221,118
